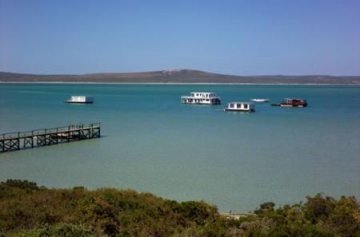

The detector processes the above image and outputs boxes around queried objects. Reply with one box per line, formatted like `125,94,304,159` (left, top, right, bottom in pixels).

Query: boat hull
280,104,306,108
251,99,269,103
65,101,93,104
181,99,221,105
224,108,254,112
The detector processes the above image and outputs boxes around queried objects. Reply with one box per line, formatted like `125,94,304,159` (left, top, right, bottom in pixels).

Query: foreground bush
0,180,359,236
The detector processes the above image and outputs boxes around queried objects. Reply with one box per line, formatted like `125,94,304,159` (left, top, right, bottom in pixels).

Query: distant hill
1,69,360,84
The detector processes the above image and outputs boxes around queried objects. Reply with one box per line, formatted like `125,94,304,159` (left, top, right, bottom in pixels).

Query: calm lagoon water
0,83,360,212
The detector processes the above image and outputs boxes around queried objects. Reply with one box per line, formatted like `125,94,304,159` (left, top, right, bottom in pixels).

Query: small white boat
65,96,94,104
181,92,221,105
251,98,269,103
224,102,255,112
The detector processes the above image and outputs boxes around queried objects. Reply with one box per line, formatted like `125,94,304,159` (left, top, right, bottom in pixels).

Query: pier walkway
0,123,100,153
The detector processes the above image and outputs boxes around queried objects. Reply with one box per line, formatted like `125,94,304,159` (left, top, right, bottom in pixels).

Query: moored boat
181,92,221,105
251,98,269,103
272,98,307,107
65,96,94,104
224,102,255,112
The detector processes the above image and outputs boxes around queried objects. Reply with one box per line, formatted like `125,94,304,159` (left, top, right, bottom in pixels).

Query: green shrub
1,180,360,237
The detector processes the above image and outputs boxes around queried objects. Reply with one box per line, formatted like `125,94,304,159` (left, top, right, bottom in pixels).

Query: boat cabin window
244,104,248,109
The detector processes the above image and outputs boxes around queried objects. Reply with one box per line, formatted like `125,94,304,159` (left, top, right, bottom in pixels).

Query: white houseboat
181,92,221,105
65,96,94,104
224,102,255,112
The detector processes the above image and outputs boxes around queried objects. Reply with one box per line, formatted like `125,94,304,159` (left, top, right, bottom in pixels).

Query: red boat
272,98,307,107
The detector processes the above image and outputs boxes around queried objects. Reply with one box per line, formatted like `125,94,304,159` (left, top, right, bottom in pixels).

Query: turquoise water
1,84,360,212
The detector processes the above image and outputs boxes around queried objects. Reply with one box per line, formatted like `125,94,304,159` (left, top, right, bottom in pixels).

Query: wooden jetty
0,123,100,153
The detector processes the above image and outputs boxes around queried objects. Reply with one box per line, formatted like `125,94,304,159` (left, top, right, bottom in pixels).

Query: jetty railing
0,123,101,153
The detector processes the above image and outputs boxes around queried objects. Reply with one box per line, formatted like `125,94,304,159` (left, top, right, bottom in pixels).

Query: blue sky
1,0,359,75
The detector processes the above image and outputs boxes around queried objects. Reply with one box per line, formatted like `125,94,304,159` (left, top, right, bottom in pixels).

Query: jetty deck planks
0,123,100,153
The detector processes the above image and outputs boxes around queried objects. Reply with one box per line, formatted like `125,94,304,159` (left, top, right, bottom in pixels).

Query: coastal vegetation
1,180,360,237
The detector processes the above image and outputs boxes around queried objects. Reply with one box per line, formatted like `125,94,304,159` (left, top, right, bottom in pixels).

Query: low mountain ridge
1,69,360,84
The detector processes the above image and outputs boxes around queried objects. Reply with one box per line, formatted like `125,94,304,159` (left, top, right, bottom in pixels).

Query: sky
1,0,360,75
